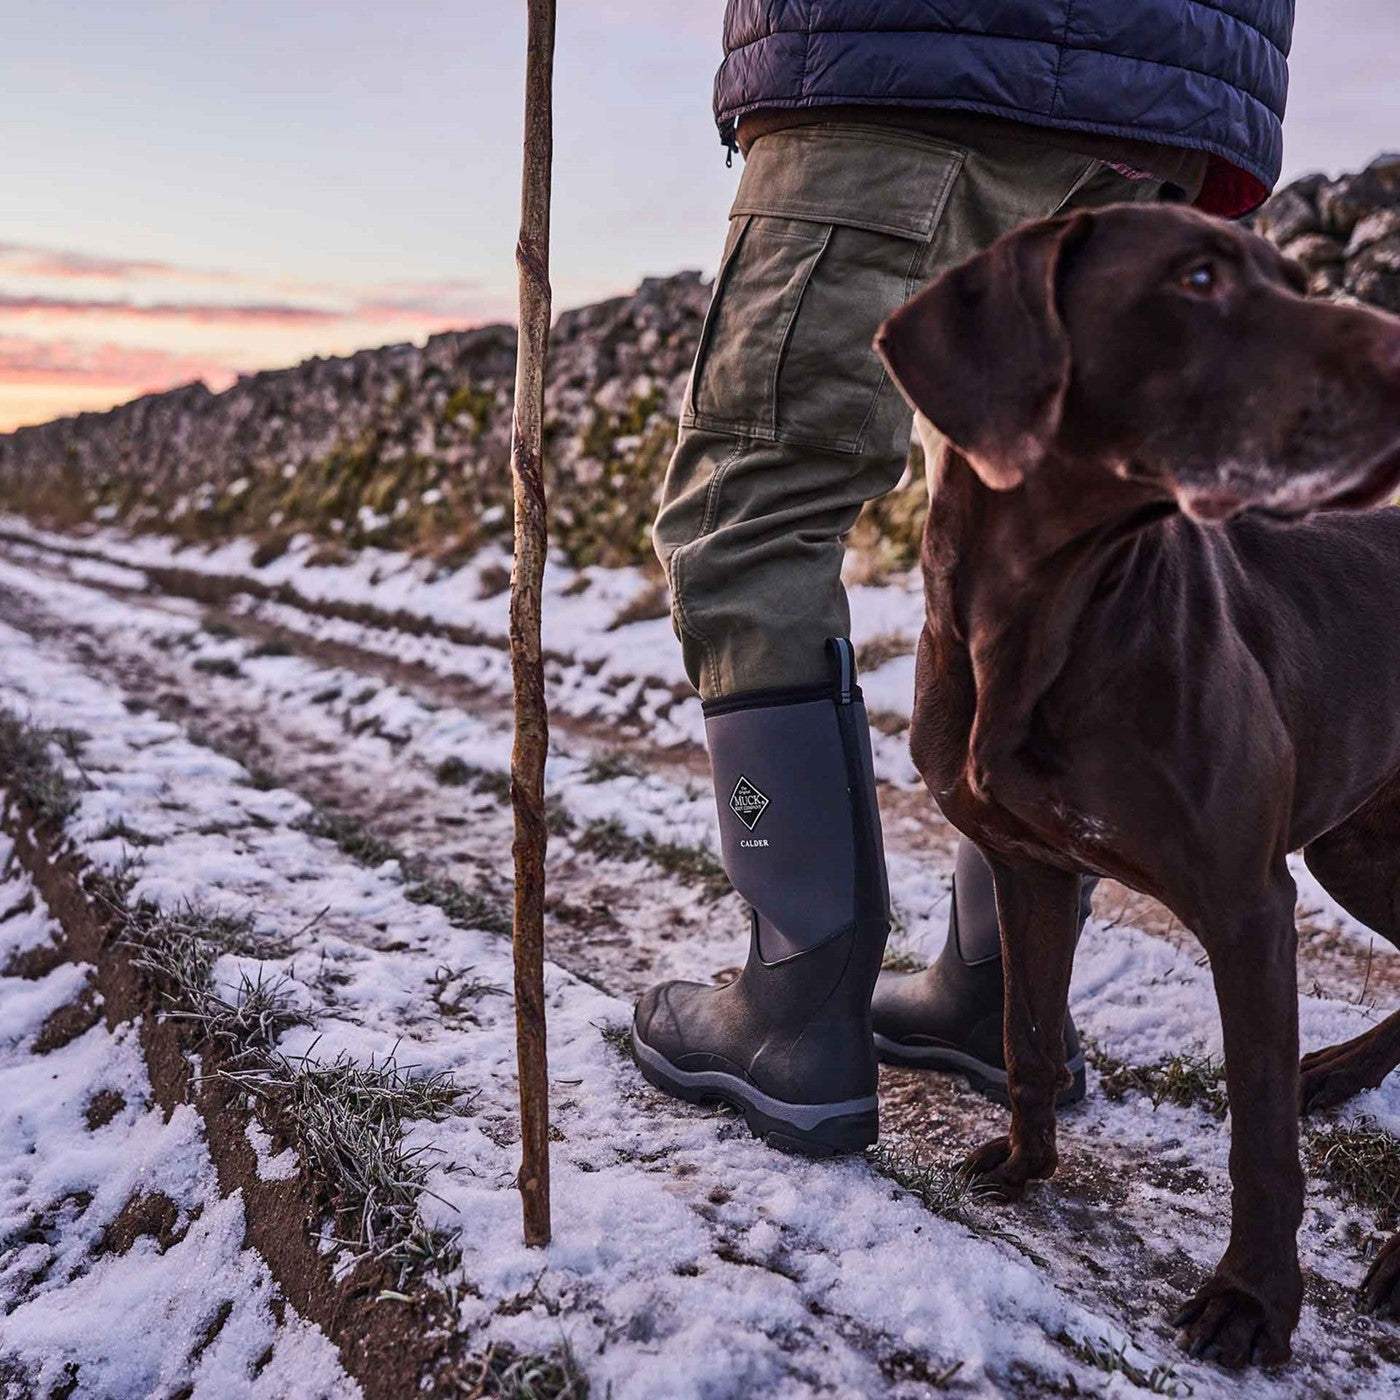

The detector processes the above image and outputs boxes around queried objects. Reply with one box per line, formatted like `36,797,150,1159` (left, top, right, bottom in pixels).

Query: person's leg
871,162,1168,1104
635,125,1134,1154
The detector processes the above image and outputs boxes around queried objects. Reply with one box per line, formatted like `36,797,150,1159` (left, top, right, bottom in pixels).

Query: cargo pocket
684,127,965,455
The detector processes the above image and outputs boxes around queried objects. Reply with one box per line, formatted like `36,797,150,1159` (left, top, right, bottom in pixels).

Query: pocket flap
730,126,965,242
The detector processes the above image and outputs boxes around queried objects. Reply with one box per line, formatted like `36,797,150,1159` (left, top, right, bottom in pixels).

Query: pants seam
671,435,750,697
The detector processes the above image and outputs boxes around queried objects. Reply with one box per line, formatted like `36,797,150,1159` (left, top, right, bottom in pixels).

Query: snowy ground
0,516,1397,1398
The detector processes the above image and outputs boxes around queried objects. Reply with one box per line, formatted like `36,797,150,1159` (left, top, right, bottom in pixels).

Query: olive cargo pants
654,122,1159,700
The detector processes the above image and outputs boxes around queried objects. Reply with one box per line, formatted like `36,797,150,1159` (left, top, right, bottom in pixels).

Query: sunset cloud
0,239,516,431
0,334,236,389
0,241,234,284
0,292,342,326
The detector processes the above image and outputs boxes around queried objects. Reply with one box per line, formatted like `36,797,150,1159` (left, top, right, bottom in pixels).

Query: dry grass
0,707,79,825
1092,1047,1229,1119
865,1144,1048,1268
1308,1117,1400,1224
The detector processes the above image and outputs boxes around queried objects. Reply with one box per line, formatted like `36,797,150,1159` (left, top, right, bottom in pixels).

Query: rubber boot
631,639,890,1157
871,839,1091,1107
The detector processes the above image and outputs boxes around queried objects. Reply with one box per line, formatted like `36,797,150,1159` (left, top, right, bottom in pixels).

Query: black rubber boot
632,639,890,1157
871,839,1091,1107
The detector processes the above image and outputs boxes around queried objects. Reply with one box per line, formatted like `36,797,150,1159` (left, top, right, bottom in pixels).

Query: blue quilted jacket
715,1,1294,216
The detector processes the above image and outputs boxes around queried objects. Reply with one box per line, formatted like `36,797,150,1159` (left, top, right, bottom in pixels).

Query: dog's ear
875,213,1092,490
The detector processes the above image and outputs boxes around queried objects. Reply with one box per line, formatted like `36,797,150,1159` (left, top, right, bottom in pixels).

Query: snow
0,520,1396,1396
0,840,356,1399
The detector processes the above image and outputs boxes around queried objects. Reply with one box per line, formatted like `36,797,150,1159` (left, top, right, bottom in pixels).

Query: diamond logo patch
728,775,770,831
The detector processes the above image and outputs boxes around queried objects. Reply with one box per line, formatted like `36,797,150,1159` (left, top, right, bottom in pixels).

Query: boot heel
760,1109,879,1158
632,1026,878,1157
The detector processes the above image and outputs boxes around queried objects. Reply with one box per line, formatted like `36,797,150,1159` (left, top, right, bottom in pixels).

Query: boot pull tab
827,637,856,705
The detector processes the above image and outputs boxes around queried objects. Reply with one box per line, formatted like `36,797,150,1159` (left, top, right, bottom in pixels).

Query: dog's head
875,204,1400,523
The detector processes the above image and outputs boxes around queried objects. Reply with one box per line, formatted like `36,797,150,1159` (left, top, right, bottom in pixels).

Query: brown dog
874,203,1400,1369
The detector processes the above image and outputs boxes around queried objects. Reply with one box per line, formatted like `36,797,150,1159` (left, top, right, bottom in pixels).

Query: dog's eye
1178,263,1217,295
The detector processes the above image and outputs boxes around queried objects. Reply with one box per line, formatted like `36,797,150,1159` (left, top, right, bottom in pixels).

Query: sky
0,0,1396,433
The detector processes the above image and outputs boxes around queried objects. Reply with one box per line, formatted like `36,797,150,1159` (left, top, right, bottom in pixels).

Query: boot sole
872,1035,1087,1109
630,1027,878,1158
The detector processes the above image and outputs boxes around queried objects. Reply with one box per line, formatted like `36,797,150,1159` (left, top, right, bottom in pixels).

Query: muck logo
729,775,770,831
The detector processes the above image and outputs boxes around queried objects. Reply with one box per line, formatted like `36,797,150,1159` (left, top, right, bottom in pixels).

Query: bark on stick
508,0,556,1249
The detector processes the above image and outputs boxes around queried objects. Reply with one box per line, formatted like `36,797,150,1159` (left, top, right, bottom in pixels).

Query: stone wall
1,155,1396,572
0,274,708,569
1248,153,1400,307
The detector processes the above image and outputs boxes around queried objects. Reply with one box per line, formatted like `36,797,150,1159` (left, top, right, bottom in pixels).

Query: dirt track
1,526,1398,1398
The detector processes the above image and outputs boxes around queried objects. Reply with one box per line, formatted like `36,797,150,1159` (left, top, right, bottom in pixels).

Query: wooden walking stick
508,0,556,1248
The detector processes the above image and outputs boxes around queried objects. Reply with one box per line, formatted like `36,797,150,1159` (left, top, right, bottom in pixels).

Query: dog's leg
1172,877,1304,1368
961,858,1080,1200
1301,804,1400,1113
1300,805,1400,1319
1299,1014,1400,1115
1362,1234,1400,1319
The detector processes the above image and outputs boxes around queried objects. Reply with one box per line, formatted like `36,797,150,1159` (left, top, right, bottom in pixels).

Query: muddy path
1,532,1399,1395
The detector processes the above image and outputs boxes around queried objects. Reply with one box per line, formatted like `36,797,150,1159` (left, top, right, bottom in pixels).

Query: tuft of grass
119,890,468,1286
296,806,402,868
866,1144,1049,1269
193,656,244,679
575,818,729,899
582,748,646,784
406,876,512,938
298,803,512,937
249,638,294,658
465,1341,589,1400
125,902,305,1058
94,816,158,848
855,632,916,673
1308,1118,1400,1222
434,755,476,787
1092,1048,1228,1119
597,1021,633,1058
1057,1332,1189,1396
428,965,506,1020
0,708,79,825
881,947,926,974
229,1048,470,1282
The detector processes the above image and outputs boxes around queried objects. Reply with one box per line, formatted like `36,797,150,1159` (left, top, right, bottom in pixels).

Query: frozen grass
296,804,401,868
880,947,926,974
125,903,306,1060
1057,1331,1189,1397
117,891,471,1285
428,964,507,1020
596,1021,633,1058
865,1144,1049,1268
0,706,79,825
462,1341,590,1399
192,656,244,679
93,815,159,847
298,803,513,938
582,748,647,784
1093,1048,1229,1119
230,1049,470,1284
575,818,729,900
1308,1118,1400,1223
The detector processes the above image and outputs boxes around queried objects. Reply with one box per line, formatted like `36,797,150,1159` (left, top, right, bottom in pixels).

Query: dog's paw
1362,1234,1400,1319
961,1134,1055,1202
1299,1045,1372,1116
1170,1282,1292,1369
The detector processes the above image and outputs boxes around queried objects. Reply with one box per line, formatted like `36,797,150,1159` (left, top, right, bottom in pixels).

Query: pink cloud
0,241,233,283
0,293,343,326
0,335,236,390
